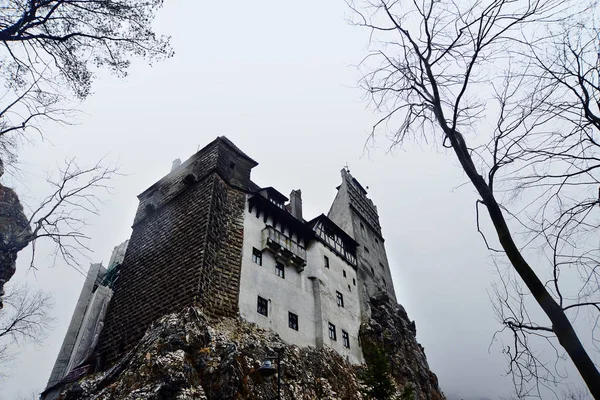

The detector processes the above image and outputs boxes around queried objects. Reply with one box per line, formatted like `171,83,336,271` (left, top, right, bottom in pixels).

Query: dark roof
248,180,261,192
218,136,258,166
306,214,359,248
258,187,289,203
351,176,368,195
248,193,313,238
138,136,257,198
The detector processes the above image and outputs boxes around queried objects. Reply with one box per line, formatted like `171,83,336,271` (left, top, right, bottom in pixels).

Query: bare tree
0,159,116,307
0,0,172,152
348,0,600,397
0,282,54,379
0,1,172,301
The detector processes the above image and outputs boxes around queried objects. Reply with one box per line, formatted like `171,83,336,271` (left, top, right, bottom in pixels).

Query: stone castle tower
45,136,399,375
97,137,258,364
328,168,396,319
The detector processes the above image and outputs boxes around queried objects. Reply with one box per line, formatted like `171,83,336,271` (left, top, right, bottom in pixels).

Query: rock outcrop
361,293,445,400
59,295,445,399
0,160,31,308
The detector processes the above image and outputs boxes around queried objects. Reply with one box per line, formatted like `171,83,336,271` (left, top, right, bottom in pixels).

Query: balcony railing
261,225,306,271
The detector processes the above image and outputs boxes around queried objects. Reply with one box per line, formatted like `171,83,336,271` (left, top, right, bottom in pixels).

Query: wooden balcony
261,225,306,271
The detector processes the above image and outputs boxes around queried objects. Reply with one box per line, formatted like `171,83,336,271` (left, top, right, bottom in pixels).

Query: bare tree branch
0,282,54,380
349,0,600,397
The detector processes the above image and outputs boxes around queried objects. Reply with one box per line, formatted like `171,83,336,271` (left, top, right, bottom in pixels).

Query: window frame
252,247,262,266
342,330,350,348
275,261,285,279
288,312,298,331
324,255,330,269
257,296,268,317
328,322,337,341
336,291,344,308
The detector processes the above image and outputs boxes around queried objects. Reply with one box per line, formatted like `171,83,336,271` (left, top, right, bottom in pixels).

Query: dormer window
258,187,289,210
270,198,285,209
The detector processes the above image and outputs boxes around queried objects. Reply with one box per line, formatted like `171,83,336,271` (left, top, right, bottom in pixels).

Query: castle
42,137,397,397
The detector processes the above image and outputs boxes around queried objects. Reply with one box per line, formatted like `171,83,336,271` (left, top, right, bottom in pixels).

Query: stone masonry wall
97,177,215,365
197,177,247,318
97,138,254,366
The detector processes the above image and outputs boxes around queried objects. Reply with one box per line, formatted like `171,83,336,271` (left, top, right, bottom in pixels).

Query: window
364,246,370,254
342,330,350,348
348,284,351,292
375,238,379,245
275,262,285,279
379,262,384,270
257,296,268,316
336,291,344,308
324,256,330,269
343,270,347,278
229,161,236,170
252,248,262,265
360,222,365,232
353,278,356,286
288,312,298,330
328,322,337,340
370,267,374,274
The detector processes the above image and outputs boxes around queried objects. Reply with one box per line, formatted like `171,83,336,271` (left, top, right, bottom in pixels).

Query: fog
0,1,588,399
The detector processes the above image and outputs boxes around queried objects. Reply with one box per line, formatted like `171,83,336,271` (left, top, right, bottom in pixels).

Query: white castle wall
238,198,363,364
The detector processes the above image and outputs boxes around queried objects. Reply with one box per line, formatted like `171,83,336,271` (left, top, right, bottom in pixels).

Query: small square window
328,322,337,340
353,278,356,286
324,256,330,269
342,330,350,348
257,296,268,317
364,246,370,254
276,262,285,279
343,270,347,278
288,312,298,331
336,291,344,308
252,248,262,265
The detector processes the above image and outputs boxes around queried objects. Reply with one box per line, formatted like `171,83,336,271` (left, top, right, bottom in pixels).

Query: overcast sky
1,1,591,399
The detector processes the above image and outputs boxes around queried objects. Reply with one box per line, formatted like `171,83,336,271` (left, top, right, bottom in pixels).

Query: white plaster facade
238,193,364,364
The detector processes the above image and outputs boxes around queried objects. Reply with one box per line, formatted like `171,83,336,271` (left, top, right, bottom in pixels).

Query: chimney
171,158,182,172
290,189,303,220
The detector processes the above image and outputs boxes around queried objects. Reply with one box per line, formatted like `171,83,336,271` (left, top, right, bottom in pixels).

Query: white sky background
1,1,591,399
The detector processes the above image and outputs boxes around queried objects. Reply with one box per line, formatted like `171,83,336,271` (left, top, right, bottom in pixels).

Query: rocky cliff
59,294,445,399
0,160,31,308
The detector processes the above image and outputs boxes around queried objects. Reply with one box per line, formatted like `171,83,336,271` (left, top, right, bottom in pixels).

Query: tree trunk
447,129,600,398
